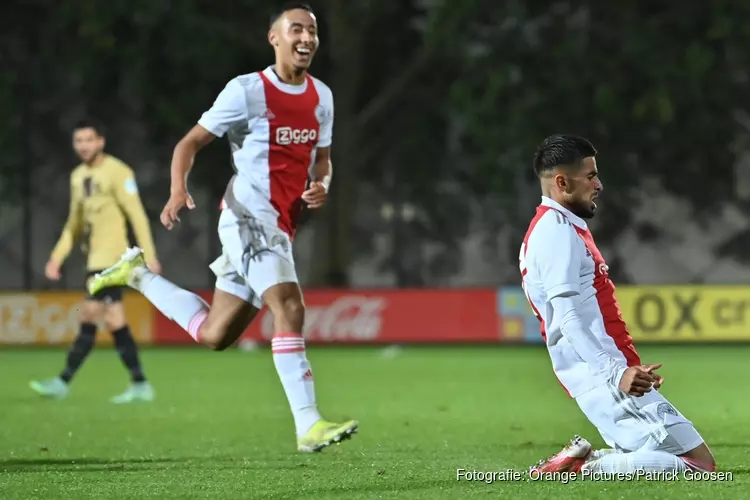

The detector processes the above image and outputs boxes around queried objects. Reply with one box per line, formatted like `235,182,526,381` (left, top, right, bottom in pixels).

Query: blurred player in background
88,3,357,452
520,135,715,476
30,119,161,404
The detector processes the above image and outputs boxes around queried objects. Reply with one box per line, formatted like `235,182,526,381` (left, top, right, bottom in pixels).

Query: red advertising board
153,289,502,344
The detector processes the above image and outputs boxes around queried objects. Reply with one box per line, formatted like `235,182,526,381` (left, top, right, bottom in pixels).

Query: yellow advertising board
616,285,750,342
0,292,153,345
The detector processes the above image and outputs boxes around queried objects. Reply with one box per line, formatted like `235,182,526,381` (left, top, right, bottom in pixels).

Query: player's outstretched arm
169,125,217,196
172,76,249,193
162,78,249,230
161,126,212,230
47,174,83,280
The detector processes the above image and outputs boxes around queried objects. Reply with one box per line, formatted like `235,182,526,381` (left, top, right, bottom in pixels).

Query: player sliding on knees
519,135,715,477
88,2,357,453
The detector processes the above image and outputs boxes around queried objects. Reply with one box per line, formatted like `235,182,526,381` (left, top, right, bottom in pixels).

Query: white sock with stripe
271,333,321,437
583,450,687,473
132,270,209,342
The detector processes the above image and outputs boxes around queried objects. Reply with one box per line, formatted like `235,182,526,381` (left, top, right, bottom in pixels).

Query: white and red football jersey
198,66,334,238
519,196,640,397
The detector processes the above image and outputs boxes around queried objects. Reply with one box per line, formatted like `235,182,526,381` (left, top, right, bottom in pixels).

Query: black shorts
84,270,125,303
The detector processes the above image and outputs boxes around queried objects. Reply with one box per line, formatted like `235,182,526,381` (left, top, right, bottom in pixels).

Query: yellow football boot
297,419,358,453
88,247,147,295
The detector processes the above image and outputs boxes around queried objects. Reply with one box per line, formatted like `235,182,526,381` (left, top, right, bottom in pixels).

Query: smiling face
268,8,319,73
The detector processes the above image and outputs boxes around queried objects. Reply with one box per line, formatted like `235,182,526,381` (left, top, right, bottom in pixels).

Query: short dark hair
533,134,597,177
270,2,314,27
73,118,106,138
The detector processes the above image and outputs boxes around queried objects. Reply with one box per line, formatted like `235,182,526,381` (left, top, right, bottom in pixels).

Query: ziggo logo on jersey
275,127,317,145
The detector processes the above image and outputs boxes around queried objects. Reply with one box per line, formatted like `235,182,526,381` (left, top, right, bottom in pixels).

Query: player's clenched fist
642,363,664,390
161,189,195,230
301,181,327,209
44,260,61,281
618,363,662,397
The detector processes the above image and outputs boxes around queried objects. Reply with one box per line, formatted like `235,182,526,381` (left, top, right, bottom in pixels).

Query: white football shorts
575,383,705,455
209,208,298,308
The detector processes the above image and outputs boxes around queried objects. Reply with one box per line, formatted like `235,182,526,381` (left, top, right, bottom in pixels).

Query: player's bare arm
302,75,334,209
302,146,331,209
163,71,249,229
161,125,217,229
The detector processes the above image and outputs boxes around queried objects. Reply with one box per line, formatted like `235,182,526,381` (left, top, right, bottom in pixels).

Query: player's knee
273,295,305,328
284,297,305,321
199,324,223,350
199,323,233,351
683,442,716,469
103,304,126,331
79,301,102,324
78,310,96,324
103,319,123,332
206,335,232,352
700,446,716,468
103,312,125,332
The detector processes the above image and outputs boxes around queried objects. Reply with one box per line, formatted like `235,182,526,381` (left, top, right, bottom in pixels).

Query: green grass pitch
0,345,747,499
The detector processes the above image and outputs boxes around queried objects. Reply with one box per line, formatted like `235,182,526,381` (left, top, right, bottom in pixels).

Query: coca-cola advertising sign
253,295,386,341
153,289,502,344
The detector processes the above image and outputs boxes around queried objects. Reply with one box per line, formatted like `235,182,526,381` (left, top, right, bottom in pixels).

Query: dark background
3,0,750,291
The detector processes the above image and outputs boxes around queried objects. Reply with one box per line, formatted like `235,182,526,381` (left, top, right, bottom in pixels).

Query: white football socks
132,268,322,435
583,450,687,474
586,448,621,461
271,333,321,437
133,270,209,342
